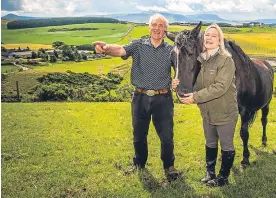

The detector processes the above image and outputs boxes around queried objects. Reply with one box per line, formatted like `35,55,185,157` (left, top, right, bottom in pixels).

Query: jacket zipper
202,63,211,123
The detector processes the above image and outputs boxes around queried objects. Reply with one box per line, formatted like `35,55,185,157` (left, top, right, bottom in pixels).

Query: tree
50,55,57,63
31,51,37,59
38,48,46,54
53,50,59,58
60,45,74,61
52,41,65,48
82,54,87,60
1,46,7,52
73,49,81,62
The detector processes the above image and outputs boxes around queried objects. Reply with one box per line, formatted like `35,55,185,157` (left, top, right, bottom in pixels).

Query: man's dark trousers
131,91,175,169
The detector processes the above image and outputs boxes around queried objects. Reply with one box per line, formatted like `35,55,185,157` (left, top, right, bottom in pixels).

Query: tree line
7,17,120,29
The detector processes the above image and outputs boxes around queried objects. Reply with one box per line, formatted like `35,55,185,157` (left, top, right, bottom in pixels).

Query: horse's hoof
262,142,267,147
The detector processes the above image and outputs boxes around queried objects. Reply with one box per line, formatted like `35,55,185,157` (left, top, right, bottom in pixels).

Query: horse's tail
248,111,257,127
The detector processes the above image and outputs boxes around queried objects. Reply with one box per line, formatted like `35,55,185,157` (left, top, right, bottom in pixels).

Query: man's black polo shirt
122,38,174,90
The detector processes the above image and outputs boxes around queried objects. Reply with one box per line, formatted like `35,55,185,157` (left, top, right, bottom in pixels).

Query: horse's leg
261,104,269,146
240,111,251,167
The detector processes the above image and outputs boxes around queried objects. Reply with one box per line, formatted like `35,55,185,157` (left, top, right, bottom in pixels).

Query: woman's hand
172,79,179,90
179,93,195,104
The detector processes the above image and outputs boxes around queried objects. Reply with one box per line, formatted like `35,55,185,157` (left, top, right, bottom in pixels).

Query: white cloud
165,0,195,13
163,0,276,14
204,1,236,12
136,5,168,12
20,0,95,16
2,0,276,20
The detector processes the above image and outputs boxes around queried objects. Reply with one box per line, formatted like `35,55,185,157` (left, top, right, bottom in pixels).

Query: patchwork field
2,22,276,56
1,23,132,45
120,25,276,57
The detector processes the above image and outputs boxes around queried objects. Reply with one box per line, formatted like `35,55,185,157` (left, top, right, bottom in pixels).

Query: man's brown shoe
123,164,144,175
164,166,181,182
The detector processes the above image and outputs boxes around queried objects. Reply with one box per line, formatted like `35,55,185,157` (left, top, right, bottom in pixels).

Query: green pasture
32,57,127,74
1,65,21,73
2,21,276,56
2,98,276,198
1,23,132,45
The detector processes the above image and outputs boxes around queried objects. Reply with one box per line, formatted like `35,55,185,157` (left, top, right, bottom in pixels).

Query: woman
172,24,238,187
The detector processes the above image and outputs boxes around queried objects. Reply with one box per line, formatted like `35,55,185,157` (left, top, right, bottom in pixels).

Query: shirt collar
197,47,219,63
144,38,165,48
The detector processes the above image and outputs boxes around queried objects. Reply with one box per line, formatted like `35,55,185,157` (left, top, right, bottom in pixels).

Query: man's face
150,18,166,41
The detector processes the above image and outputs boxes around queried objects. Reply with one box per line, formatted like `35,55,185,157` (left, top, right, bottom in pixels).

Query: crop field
2,22,276,56
119,25,276,57
1,23,132,45
2,43,53,50
224,33,276,56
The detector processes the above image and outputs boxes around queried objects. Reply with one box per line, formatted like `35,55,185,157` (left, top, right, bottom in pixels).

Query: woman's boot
207,150,235,187
200,145,218,183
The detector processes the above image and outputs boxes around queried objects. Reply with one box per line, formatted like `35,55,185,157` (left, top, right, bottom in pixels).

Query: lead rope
174,47,179,80
172,47,181,99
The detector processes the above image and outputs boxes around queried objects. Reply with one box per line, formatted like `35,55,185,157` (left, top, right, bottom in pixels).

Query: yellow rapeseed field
225,33,276,56
2,43,53,50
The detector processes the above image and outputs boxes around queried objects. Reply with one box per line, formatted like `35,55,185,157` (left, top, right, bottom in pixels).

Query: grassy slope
1,23,132,45
2,98,276,198
32,57,126,74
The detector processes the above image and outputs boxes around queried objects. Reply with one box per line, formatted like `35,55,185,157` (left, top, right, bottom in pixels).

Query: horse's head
167,22,203,99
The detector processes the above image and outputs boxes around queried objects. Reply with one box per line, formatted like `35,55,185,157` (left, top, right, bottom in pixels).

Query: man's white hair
149,13,169,30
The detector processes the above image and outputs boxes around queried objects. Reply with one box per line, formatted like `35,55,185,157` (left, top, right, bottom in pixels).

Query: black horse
167,22,274,167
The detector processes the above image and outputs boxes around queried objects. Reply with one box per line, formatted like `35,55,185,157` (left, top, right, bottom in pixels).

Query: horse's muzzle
177,88,189,98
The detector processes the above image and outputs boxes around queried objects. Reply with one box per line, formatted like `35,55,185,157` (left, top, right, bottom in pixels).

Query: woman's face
204,27,220,50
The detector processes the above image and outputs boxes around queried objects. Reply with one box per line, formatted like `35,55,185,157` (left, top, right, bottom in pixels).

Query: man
93,13,180,181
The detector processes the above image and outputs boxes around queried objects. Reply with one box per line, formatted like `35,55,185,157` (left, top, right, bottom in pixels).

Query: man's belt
136,88,169,96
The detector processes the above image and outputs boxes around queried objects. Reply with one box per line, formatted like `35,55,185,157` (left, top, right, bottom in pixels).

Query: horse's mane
227,40,253,71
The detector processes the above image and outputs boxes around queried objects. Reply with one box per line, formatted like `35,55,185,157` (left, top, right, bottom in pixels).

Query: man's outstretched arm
93,41,126,57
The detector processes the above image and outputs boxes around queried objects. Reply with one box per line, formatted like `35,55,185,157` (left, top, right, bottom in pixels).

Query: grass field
2,98,276,198
1,65,21,74
119,25,276,57
1,23,132,45
32,57,128,74
2,22,276,56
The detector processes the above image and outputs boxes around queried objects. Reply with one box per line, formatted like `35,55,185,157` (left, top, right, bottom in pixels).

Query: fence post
16,81,20,102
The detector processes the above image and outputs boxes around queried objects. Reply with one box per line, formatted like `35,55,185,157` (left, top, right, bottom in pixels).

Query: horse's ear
190,21,202,38
166,31,176,42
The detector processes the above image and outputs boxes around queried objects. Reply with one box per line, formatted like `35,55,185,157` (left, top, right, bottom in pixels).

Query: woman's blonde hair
203,23,231,57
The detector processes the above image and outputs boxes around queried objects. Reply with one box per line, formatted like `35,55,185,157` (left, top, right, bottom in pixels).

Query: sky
1,0,276,20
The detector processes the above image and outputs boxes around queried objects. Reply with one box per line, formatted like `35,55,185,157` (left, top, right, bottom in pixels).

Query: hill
1,13,41,20
2,13,276,24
